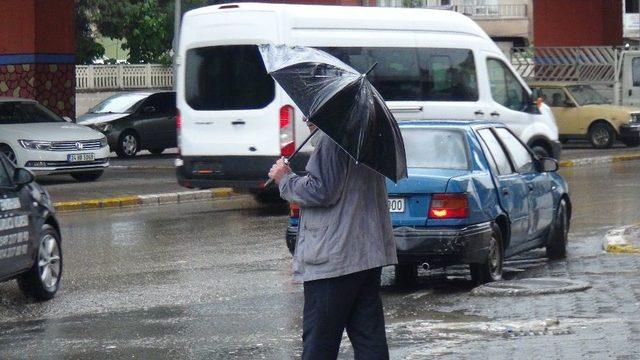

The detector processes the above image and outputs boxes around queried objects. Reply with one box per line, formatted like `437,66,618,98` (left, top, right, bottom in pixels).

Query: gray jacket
279,133,397,283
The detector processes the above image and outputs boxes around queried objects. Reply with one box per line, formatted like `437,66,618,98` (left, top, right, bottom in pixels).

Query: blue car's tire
546,199,569,260
470,223,503,284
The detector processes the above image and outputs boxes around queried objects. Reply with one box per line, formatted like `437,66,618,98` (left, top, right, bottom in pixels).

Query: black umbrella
259,44,407,183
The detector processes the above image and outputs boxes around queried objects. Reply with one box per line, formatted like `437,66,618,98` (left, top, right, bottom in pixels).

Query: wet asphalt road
1,161,640,359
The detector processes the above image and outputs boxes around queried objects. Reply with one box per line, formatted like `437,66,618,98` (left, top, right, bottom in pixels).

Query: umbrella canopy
259,44,407,182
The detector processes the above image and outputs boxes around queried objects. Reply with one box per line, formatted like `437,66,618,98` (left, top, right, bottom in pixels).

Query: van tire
116,131,140,158
470,223,503,284
588,122,615,149
530,145,550,158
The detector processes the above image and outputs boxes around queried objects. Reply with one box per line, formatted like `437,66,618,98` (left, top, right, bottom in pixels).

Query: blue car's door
476,128,531,246
494,128,555,240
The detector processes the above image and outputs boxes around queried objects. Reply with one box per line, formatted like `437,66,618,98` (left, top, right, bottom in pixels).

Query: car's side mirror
13,168,35,188
143,106,157,114
62,116,74,123
539,157,559,172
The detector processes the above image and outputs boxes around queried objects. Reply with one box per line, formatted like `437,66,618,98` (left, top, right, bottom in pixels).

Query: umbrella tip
364,62,378,76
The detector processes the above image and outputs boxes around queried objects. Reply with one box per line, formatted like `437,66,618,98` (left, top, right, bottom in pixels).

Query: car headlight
99,136,108,148
93,123,112,132
19,140,52,151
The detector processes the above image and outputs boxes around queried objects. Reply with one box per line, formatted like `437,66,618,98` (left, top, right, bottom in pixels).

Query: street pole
173,0,181,91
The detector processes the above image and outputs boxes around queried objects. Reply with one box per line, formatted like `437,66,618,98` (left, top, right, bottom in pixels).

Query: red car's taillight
289,202,300,219
428,193,468,219
280,105,295,157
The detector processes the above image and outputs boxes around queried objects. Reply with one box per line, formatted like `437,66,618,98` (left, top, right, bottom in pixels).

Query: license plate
67,153,94,162
388,198,405,213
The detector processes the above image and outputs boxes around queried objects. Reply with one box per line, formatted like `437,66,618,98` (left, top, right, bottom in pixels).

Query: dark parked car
286,120,571,285
77,91,177,158
0,154,62,300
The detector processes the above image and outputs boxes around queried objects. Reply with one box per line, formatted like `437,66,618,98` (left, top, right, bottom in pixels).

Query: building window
626,0,639,13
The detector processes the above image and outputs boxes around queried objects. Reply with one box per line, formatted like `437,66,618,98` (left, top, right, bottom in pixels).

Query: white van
175,3,560,194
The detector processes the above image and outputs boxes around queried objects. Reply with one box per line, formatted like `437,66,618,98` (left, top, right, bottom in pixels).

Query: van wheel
470,223,503,284
116,131,140,158
588,122,615,149
0,144,17,165
395,264,418,287
546,199,569,260
17,224,62,301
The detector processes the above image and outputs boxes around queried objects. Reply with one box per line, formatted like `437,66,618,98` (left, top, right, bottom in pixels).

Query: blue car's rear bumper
394,222,493,266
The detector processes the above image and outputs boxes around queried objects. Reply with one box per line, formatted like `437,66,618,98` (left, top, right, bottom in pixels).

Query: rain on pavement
0,160,639,359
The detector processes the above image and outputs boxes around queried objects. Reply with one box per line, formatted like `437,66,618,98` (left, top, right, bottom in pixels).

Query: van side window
185,45,275,111
320,47,478,102
487,58,529,112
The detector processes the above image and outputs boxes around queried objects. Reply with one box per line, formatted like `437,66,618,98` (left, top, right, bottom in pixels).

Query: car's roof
398,119,505,129
0,97,38,103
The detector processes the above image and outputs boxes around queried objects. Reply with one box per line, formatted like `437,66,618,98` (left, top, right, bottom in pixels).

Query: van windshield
401,127,469,169
319,47,478,102
185,45,275,110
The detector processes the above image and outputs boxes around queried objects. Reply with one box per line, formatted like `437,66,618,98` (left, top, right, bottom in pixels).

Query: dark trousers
302,267,389,360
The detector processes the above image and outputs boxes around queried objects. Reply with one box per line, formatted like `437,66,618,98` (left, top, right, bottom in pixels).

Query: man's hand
268,158,292,185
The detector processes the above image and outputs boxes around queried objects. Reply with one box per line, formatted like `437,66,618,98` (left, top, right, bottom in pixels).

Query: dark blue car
285,120,571,284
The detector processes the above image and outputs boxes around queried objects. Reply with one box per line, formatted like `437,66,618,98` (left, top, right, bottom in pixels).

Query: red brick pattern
0,63,75,118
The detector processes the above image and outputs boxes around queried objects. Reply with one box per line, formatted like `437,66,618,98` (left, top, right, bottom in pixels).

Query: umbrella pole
264,128,319,188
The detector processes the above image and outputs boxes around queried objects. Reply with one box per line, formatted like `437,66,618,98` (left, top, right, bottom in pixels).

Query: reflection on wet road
0,161,639,358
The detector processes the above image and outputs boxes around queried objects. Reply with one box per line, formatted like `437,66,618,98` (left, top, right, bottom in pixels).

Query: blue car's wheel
546,199,569,259
470,223,503,284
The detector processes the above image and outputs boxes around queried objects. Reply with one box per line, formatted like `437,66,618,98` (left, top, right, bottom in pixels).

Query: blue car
285,120,571,284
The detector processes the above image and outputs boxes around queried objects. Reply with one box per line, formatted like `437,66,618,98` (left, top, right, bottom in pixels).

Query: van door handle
490,111,500,117
474,110,484,116
231,120,245,125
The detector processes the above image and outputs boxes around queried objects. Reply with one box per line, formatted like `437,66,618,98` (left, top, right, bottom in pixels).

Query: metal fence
376,1,528,18
76,64,173,91
511,47,618,84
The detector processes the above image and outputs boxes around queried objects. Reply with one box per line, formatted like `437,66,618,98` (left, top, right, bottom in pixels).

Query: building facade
0,1,75,118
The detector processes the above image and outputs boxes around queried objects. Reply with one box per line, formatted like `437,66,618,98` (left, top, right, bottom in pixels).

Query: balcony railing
76,64,173,91
376,1,528,19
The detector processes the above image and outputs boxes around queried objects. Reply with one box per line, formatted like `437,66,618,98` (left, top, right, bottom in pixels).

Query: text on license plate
388,198,405,213
67,153,95,162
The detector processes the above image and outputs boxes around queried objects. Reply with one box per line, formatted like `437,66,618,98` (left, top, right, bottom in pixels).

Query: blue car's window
477,129,513,175
401,128,468,169
495,128,536,173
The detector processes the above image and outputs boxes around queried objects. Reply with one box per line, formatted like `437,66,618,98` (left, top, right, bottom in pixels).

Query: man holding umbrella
263,45,406,359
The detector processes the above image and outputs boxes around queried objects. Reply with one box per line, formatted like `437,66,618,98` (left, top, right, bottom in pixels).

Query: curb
603,224,640,254
53,188,235,213
559,152,640,168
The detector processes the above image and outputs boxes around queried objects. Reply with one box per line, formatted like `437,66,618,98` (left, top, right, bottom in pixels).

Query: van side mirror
539,157,558,172
13,168,35,188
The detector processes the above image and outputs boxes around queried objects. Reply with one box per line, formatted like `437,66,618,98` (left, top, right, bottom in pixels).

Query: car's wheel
70,170,104,182
530,145,550,158
470,223,503,284
148,147,165,155
0,144,17,165
116,131,140,158
546,199,569,260
588,122,615,149
394,264,418,286
621,138,640,147
17,224,62,301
